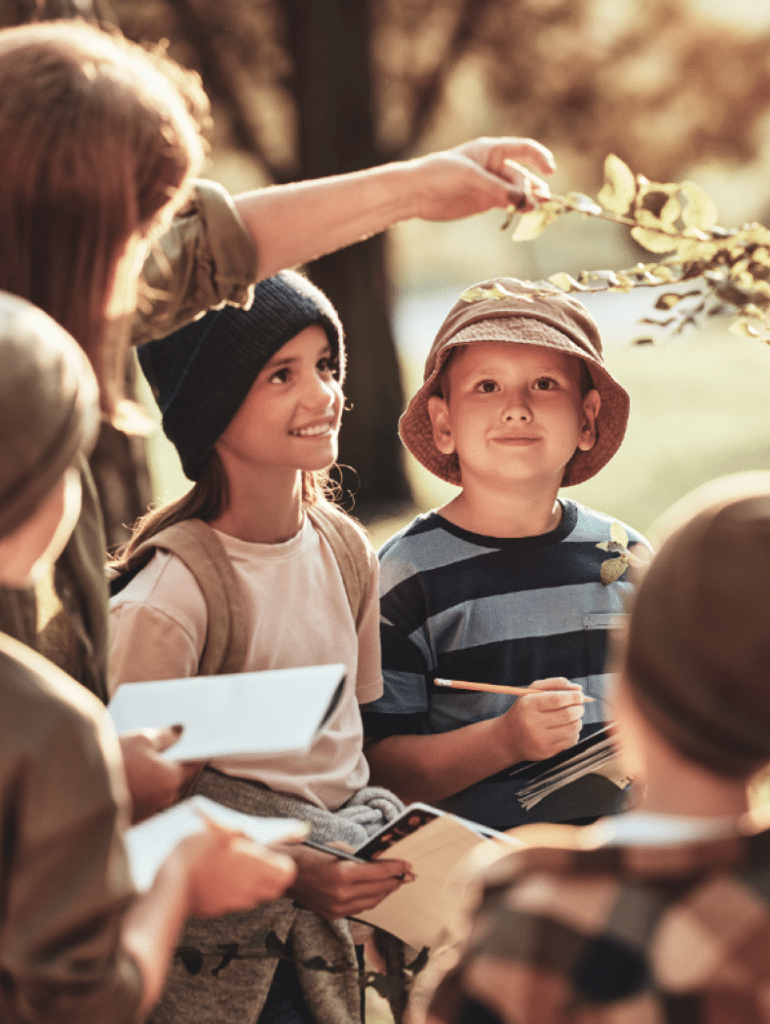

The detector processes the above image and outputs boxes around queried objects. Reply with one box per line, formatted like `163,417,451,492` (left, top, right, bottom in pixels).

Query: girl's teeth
294,424,329,436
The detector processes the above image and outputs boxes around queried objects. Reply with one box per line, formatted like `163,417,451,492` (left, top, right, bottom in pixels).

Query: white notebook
125,795,308,891
108,663,346,762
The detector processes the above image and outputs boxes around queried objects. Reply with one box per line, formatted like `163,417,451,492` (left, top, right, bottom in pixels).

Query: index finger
528,676,584,693
524,689,589,710
349,858,413,880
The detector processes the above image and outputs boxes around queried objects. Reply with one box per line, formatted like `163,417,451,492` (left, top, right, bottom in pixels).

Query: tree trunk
282,0,411,517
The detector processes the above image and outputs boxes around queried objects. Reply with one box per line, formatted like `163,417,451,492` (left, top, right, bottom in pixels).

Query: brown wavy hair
0,20,208,422
110,452,332,571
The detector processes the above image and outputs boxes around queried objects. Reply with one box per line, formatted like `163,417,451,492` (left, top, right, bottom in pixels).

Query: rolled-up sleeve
132,179,258,346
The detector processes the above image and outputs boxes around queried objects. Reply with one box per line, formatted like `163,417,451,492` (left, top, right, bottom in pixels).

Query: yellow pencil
434,678,594,702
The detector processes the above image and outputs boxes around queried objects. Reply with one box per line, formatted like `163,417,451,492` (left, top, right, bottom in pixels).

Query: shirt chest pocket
582,612,626,717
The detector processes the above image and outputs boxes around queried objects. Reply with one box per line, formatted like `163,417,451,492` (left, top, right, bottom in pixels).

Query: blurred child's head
620,488,770,781
400,278,630,490
0,292,99,587
138,271,344,508
0,20,208,423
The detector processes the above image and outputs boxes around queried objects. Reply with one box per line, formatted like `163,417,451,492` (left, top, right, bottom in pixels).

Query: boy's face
427,342,600,492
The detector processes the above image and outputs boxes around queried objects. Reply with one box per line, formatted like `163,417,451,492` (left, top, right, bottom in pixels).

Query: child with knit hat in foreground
427,485,770,1024
109,271,412,1024
0,291,294,1023
362,278,651,830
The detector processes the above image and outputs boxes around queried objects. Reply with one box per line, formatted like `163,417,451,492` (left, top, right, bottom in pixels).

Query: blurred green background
118,0,770,546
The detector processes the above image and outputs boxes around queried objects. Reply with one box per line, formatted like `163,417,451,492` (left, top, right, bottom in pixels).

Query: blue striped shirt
361,499,649,829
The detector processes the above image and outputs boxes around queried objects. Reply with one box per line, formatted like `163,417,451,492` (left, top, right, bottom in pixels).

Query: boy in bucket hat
362,278,650,830
428,486,770,1024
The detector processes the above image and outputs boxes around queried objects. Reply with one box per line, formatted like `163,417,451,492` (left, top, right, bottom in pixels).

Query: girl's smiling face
427,342,600,491
215,325,344,476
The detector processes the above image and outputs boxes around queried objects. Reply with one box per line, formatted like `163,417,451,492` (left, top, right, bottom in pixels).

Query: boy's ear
427,394,456,455
577,388,601,452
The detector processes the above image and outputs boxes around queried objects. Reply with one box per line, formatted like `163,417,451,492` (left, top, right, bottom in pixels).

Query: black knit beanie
138,270,344,480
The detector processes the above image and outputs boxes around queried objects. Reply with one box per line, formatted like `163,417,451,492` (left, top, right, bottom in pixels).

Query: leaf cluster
596,521,644,585
509,154,770,344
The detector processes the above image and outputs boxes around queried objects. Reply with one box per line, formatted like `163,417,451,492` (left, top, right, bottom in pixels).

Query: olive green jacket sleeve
0,632,143,1024
131,178,258,347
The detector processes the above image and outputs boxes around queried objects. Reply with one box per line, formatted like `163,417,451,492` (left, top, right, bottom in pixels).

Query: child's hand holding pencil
436,676,592,764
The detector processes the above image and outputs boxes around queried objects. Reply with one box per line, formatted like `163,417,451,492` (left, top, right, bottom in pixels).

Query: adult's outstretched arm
134,136,553,346
235,136,555,280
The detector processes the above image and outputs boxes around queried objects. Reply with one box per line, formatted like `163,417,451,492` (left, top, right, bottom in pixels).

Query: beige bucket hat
0,292,100,539
399,278,630,487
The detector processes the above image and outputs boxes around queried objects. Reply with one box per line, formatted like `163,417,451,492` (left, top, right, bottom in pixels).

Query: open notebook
108,664,346,762
351,803,520,950
125,795,308,891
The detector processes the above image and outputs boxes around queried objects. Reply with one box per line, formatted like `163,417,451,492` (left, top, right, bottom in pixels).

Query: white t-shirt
109,515,383,810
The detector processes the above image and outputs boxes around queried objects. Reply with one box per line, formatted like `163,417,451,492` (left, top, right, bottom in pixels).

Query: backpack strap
111,505,370,677
306,502,372,631
124,519,247,676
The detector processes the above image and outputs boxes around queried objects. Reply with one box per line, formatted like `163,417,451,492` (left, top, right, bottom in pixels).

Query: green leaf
580,269,620,287
549,272,587,292
659,196,682,225
600,558,628,586
740,224,770,245
654,294,683,310
459,282,517,303
597,154,636,215
676,239,720,263
511,202,563,241
679,181,718,230
610,521,629,547
634,207,666,229
630,225,681,253
654,290,701,310
730,317,764,338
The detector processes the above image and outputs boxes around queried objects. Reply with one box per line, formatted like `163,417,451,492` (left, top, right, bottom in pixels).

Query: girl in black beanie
109,271,412,1024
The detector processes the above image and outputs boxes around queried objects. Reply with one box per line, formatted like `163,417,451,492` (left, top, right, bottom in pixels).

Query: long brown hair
0,21,207,421
110,453,332,571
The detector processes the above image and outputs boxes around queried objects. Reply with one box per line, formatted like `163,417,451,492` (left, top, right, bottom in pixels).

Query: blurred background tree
9,0,770,536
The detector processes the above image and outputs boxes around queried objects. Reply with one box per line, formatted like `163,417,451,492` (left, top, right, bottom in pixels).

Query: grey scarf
148,768,404,1024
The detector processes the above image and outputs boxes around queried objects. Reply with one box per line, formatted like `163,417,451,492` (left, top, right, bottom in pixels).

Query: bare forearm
365,717,526,805
234,137,555,280
234,162,416,280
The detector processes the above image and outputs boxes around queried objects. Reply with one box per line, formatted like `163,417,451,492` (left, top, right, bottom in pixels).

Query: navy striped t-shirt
361,499,649,830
